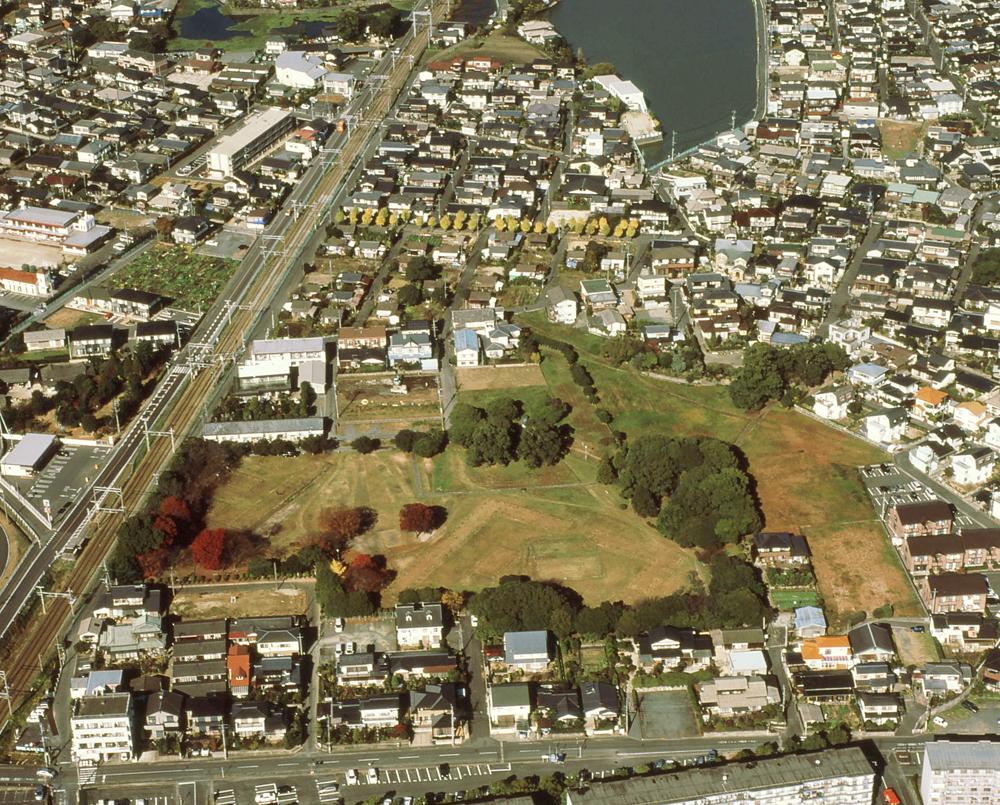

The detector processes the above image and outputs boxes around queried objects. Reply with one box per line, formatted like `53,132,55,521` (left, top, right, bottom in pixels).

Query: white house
275,51,328,89
547,286,578,325
864,407,908,445
951,446,995,487
395,602,445,649
489,683,532,730
71,693,134,762
813,385,852,421
454,328,480,367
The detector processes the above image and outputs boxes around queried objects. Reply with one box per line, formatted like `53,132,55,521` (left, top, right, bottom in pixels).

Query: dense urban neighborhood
0,0,999,803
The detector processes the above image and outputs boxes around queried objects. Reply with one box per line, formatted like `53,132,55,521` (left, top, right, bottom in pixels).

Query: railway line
0,0,447,728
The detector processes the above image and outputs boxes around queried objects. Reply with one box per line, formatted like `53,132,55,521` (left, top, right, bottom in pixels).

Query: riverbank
169,0,346,51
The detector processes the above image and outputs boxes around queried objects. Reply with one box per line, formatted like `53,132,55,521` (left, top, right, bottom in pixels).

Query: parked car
344,641,356,655
910,625,925,633
962,700,979,713
366,768,379,785
345,769,358,785
334,618,344,633
933,716,948,727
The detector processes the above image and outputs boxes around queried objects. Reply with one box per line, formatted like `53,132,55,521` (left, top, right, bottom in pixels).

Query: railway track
0,0,446,724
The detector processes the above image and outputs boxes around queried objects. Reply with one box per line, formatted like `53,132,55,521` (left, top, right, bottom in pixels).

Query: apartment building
71,692,134,763
565,746,876,805
886,499,952,545
207,107,295,177
920,741,1000,805
921,572,990,614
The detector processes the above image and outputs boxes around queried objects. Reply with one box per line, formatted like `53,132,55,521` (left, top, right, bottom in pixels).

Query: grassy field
43,309,105,330
111,245,237,312
517,313,921,627
433,31,546,65
456,364,545,391
206,450,700,604
771,589,821,610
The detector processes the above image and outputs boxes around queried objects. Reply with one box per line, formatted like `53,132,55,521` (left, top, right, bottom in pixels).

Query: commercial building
920,740,1000,805
0,206,111,253
207,107,295,178
71,692,135,763
565,747,876,805
0,433,59,477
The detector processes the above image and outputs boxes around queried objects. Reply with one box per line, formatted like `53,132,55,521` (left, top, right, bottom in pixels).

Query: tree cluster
972,248,1000,287
216,383,316,422
610,435,761,549
471,560,772,641
728,342,850,411
107,439,243,582
315,561,377,617
54,342,165,431
449,395,572,468
393,428,448,458
399,502,446,534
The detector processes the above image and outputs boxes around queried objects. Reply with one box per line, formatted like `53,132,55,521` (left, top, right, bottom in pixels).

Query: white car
335,642,344,656
177,165,193,176
344,641,356,655
933,716,948,728
366,768,379,785
334,617,344,633
470,614,479,627
345,769,358,785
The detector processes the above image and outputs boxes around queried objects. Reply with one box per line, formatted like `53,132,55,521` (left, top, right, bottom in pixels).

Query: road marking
441,753,460,757
277,763,298,767
399,755,418,759
237,765,259,769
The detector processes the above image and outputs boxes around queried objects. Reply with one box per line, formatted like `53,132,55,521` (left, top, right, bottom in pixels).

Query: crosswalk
215,789,236,805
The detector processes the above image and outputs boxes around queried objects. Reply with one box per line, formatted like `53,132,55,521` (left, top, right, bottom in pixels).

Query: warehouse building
201,417,326,444
207,107,295,178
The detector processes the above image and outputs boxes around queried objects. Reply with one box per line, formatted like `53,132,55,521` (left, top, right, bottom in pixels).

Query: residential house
145,691,184,740
856,692,902,726
637,626,714,670
227,644,251,699
697,675,781,717
813,386,853,420
751,532,810,566
795,606,827,639
931,613,999,652
395,602,445,649
185,697,226,737
917,661,973,699
489,682,532,731
847,623,895,664
800,636,853,670
580,681,619,731
503,631,552,672
547,286,578,325
864,407,908,445
951,446,995,487
887,500,952,545
922,572,989,614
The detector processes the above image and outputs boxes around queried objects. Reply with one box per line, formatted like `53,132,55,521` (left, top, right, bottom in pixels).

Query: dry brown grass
0,516,28,590
43,308,105,330
456,364,546,391
878,120,926,159
734,408,921,625
170,586,307,619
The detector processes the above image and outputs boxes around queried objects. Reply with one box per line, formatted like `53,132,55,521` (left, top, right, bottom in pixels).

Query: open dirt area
0,237,64,269
43,308,106,330
878,119,926,159
457,364,546,391
336,373,441,423
435,32,546,65
893,624,939,667
206,451,700,605
170,585,308,619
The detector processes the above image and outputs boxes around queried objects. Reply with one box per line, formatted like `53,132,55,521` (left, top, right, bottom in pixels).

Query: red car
883,789,901,805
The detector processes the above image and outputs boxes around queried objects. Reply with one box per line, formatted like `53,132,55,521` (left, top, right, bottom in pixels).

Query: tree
412,428,448,458
399,502,441,534
191,528,228,570
631,485,660,517
318,506,365,547
394,429,418,452
405,255,437,283
729,344,786,411
351,436,379,454
517,423,567,467
137,547,168,580
397,284,422,307
344,553,394,593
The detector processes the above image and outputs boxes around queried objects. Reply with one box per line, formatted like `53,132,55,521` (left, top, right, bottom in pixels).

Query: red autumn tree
317,506,365,549
152,514,178,547
191,528,228,570
160,495,191,522
137,546,169,579
344,553,393,593
398,503,439,534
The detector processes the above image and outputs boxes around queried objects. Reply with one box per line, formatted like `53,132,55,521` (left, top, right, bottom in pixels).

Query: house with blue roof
503,630,552,672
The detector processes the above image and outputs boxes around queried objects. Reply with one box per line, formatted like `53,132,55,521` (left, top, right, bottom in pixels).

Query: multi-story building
207,107,295,177
71,693,134,763
565,746,876,805
395,602,445,649
886,500,952,545
921,741,1000,805
921,572,990,614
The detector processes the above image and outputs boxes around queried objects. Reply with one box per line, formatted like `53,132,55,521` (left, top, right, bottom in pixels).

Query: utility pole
731,109,738,131
0,670,12,721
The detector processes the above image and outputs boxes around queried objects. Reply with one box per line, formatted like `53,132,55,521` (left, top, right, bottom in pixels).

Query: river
549,0,759,164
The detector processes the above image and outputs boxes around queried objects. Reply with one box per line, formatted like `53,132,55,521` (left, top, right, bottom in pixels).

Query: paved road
821,221,883,334
892,451,997,529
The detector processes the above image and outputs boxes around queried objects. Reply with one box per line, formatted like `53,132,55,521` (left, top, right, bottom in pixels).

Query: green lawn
771,589,821,610
111,245,237,312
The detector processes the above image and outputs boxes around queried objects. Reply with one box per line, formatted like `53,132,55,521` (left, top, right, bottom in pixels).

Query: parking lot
0,786,35,805
9,443,112,522
860,464,978,530
318,616,396,661
635,690,700,740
